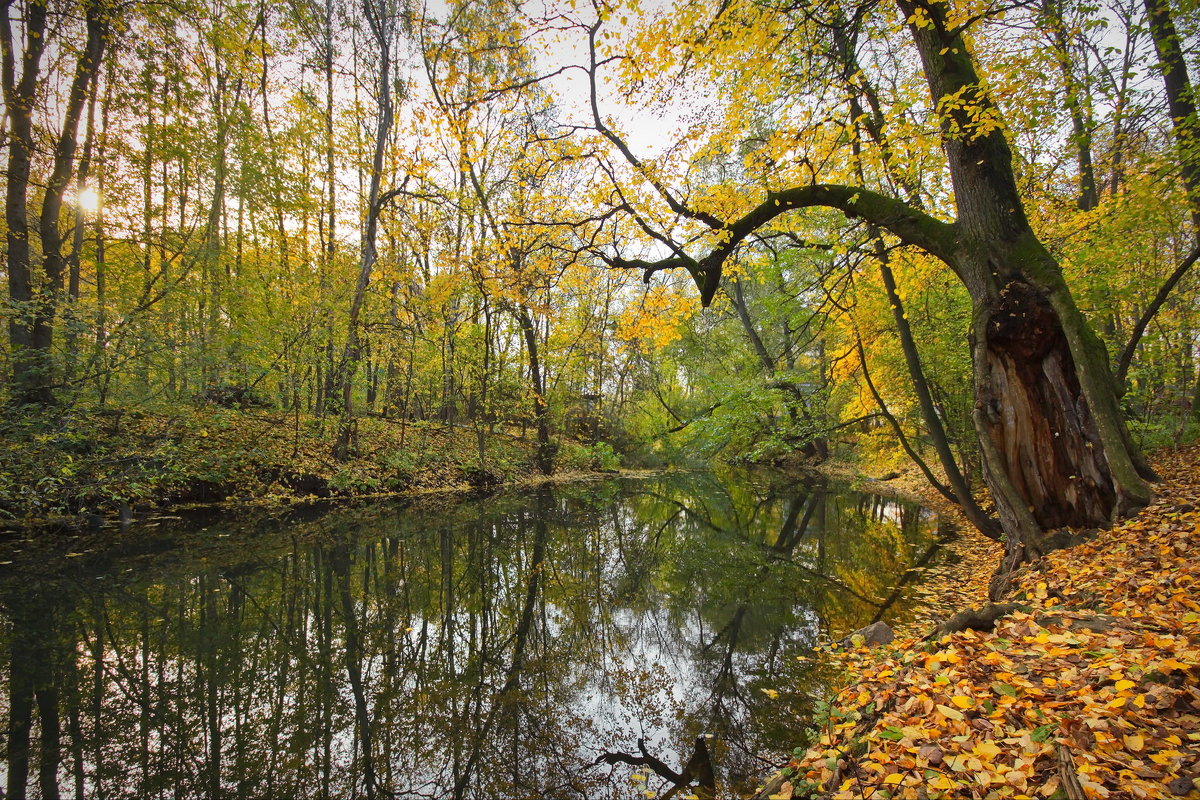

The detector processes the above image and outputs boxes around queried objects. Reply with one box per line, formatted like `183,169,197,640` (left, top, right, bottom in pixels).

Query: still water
0,470,939,800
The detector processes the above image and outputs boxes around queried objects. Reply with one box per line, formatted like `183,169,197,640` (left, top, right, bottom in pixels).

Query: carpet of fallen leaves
775,446,1200,800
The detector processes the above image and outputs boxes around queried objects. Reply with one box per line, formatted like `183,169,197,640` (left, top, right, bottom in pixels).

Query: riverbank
766,446,1200,799
0,403,621,526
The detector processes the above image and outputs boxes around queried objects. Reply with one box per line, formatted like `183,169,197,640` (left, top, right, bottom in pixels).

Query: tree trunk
1041,0,1099,211
516,305,553,474
896,0,1152,583
2,0,50,404
1144,0,1200,229
972,278,1117,533
65,68,101,384
35,0,108,390
729,276,775,373
333,0,395,461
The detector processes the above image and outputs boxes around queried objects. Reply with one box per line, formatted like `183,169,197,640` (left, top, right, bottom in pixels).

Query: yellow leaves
926,649,960,666
1148,749,1182,766
784,449,1200,800
425,270,468,309
926,774,955,790
933,82,1007,143
614,283,698,351
934,703,964,722
973,739,1002,759
906,7,933,29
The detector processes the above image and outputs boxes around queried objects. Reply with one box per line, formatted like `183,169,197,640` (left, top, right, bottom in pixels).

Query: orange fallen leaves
783,446,1200,800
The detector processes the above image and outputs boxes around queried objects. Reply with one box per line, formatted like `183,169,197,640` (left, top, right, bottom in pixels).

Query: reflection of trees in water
652,475,938,795
0,474,936,799
4,586,75,800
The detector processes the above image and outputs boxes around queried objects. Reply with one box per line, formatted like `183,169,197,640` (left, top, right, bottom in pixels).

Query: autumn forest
6,0,1200,556
4,0,1200,796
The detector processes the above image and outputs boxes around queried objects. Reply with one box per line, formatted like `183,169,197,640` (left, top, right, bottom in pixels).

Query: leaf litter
771,446,1200,800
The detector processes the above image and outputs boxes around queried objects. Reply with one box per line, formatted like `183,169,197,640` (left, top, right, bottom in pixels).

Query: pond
0,470,941,800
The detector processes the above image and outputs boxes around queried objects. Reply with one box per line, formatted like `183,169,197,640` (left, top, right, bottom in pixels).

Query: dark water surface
0,470,940,799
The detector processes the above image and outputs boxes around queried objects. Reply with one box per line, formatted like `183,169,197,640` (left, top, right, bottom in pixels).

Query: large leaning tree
585,0,1157,589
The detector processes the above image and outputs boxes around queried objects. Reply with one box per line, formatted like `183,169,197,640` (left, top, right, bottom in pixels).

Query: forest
6,0,1200,570
4,0,1200,797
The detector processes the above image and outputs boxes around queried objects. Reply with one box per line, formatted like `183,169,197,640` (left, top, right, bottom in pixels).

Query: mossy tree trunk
899,0,1153,583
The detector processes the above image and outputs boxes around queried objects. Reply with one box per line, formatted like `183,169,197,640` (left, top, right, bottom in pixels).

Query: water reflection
0,471,938,799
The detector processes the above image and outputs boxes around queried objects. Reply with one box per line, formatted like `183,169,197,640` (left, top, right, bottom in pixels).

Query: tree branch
586,19,724,230
1116,240,1200,387
610,184,958,306
855,334,962,510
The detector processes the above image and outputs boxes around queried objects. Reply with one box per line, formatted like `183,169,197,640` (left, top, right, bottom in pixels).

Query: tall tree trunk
2,0,50,404
896,0,1152,585
1042,0,1099,211
92,56,114,403
34,0,108,397
65,67,101,384
202,77,230,387
333,0,396,460
317,0,338,417
729,277,775,373
1144,0,1200,230
516,305,553,473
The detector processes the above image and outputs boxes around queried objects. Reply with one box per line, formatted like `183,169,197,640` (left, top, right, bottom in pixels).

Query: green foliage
1127,416,1200,451
556,439,622,471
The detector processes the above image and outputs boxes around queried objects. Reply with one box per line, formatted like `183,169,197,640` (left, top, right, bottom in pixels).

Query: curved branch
855,335,961,510
600,254,698,284
590,738,684,784
611,184,958,306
